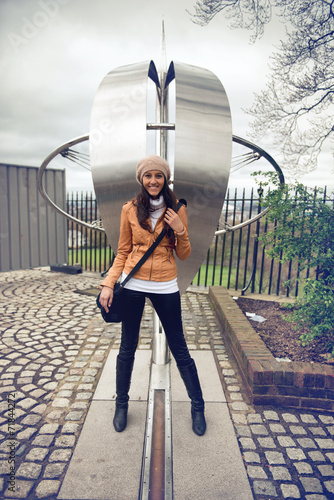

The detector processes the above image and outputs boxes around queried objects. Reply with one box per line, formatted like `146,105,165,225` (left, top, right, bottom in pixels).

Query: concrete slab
58,401,146,500
171,350,226,402
171,351,252,500
93,349,152,401
172,402,253,500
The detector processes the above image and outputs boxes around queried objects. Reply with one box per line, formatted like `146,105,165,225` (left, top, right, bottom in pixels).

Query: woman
99,155,206,436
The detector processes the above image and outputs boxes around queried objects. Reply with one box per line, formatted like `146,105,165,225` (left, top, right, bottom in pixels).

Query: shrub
256,174,334,351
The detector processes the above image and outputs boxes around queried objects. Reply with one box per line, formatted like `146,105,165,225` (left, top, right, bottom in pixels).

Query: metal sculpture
89,58,232,295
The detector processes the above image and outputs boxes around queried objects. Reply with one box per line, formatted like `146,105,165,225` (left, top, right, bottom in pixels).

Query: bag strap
119,199,187,289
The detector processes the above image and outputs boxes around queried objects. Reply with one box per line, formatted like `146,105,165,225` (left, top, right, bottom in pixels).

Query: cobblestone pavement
1,268,334,499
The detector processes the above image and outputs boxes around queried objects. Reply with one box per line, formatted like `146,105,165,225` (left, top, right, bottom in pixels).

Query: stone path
0,268,334,499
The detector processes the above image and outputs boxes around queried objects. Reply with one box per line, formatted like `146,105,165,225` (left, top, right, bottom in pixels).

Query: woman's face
142,170,165,199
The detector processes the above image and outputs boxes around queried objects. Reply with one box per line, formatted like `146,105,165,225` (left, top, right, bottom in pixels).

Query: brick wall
209,286,334,411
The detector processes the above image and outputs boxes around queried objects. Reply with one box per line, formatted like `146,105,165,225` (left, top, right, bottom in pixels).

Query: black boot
178,359,206,436
113,356,134,432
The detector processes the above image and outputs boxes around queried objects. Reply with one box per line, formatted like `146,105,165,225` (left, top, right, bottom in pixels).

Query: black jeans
118,288,192,367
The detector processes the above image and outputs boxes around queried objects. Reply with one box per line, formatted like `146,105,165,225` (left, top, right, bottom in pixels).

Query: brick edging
209,286,334,411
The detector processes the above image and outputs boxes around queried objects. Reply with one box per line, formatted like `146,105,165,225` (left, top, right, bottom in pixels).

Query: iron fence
66,187,331,297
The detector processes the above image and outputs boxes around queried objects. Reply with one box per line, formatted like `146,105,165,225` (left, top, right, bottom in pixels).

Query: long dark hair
133,181,178,240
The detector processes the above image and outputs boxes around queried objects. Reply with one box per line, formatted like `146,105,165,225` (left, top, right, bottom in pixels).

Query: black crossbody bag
96,199,186,323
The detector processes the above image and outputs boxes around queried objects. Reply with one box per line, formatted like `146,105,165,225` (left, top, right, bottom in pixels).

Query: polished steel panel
90,61,157,251
171,62,232,294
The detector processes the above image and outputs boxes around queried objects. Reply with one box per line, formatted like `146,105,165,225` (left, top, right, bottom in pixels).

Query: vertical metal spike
158,17,168,77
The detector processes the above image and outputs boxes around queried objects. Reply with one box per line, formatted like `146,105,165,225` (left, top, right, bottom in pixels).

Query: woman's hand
164,208,184,234
99,286,114,313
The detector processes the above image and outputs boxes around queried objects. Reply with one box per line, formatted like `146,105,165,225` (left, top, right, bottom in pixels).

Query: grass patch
68,248,113,271
192,264,238,287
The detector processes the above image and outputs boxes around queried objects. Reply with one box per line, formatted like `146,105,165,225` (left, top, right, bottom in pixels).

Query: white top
121,195,179,294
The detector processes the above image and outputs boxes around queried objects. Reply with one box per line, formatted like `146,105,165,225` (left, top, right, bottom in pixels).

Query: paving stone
55,435,76,447
20,415,42,426
290,425,307,435
248,414,263,424
62,422,80,433
308,451,326,462
263,411,280,421
251,425,268,436
246,465,267,479
25,447,49,462
270,423,286,434
231,402,249,411
57,390,73,398
309,427,327,436
324,480,334,493
319,415,334,425
315,438,334,449
51,398,70,408
265,451,286,465
39,424,60,434
224,377,238,385
282,413,299,423
300,477,323,493
48,448,72,462
253,480,277,497
35,479,61,498
270,466,292,481
300,414,318,424
317,464,334,476
71,401,89,409
230,392,243,401
236,426,252,437
16,428,37,440
232,414,247,425
277,435,296,447
257,437,276,448
16,398,37,410
297,438,317,449
46,410,66,420
304,494,328,499
243,452,261,463
239,437,256,450
76,391,93,400
31,404,47,414
280,483,301,498
43,463,66,478
32,435,54,447
294,462,313,474
16,462,42,479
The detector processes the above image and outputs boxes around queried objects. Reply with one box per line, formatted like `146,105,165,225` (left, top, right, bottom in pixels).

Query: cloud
1,0,331,192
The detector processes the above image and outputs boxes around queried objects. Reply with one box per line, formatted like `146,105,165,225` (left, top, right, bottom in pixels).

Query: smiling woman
98,154,207,437
142,171,165,199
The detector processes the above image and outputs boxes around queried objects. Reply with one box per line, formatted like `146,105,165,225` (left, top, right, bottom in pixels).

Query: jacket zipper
149,253,153,280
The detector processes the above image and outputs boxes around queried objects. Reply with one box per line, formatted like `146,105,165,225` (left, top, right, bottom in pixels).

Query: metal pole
152,23,170,366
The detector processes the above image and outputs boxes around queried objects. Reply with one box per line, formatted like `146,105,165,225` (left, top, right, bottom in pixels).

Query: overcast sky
1,0,332,192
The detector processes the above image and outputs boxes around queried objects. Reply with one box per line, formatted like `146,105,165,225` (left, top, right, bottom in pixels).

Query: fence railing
66,188,329,297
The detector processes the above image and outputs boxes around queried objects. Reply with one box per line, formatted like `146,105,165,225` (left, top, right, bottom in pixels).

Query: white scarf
150,195,165,230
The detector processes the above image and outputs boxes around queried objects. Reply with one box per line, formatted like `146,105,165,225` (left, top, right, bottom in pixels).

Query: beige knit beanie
136,155,171,185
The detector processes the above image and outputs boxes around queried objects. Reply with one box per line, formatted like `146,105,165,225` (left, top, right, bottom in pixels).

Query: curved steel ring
37,133,106,232
215,135,284,235
37,133,284,233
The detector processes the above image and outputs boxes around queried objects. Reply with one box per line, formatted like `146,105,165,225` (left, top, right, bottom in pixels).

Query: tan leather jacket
101,200,191,289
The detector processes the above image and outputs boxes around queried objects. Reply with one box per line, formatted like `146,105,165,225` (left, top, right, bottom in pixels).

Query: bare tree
190,0,334,176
